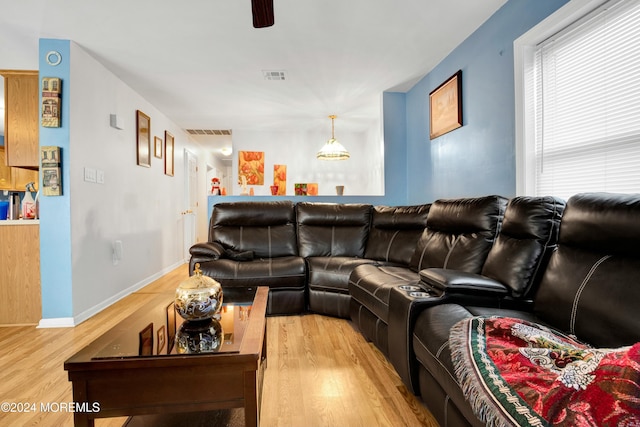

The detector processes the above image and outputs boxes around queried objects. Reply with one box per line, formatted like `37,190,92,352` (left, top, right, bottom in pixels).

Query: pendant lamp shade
317,115,350,160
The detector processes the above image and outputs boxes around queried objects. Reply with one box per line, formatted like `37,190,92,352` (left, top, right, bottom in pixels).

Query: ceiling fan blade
251,0,274,28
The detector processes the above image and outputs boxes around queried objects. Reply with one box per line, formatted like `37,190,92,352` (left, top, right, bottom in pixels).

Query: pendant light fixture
317,115,350,160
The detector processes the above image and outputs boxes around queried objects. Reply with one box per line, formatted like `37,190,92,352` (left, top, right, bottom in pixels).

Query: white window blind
533,0,640,200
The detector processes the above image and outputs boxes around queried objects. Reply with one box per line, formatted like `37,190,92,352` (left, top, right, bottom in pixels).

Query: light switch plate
84,167,97,183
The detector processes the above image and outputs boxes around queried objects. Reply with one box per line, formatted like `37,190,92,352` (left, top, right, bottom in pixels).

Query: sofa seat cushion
412,303,541,421
197,256,306,289
307,257,377,293
349,264,420,323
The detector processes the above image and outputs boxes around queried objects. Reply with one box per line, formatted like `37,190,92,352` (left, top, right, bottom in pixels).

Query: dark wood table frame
64,287,268,427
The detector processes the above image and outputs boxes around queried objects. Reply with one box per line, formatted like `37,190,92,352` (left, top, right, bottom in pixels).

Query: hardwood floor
0,264,438,427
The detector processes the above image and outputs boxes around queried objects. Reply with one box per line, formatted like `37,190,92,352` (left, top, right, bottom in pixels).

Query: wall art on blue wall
429,70,462,139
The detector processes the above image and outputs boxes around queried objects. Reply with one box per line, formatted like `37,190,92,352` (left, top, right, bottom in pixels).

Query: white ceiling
0,0,507,139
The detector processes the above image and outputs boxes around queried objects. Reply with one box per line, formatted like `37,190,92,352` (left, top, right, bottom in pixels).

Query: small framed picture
136,110,151,167
139,323,154,356
157,325,166,355
164,131,174,177
154,136,163,159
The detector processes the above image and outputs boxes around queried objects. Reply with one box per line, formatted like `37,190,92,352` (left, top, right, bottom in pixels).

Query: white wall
230,126,384,196
68,43,208,317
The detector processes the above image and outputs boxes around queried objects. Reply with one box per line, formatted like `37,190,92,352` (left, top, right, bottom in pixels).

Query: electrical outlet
112,240,123,265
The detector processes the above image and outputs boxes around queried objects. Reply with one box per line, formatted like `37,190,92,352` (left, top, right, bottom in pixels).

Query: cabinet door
13,167,38,191
0,147,39,191
3,71,39,167
0,148,12,190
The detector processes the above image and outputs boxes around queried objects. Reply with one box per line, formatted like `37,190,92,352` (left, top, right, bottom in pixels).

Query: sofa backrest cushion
533,192,640,347
481,196,565,298
209,201,298,258
364,204,430,265
409,195,507,273
296,202,372,258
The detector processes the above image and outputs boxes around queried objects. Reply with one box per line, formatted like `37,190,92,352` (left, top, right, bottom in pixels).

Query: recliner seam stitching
570,254,611,335
443,235,460,269
436,340,449,359
386,230,400,262
414,334,460,387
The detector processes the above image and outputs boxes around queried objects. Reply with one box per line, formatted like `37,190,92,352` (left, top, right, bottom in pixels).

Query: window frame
514,0,609,196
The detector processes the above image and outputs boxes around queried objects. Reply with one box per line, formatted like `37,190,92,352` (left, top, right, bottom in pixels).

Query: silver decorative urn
175,263,223,321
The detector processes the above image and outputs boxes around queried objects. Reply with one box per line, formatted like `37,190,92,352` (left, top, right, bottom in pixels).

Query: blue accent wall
39,39,73,319
403,0,568,203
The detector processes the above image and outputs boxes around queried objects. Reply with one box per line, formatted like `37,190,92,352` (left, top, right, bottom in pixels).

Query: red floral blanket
449,317,640,427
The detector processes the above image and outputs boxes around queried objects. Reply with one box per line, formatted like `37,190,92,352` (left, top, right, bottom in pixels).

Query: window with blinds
532,0,640,200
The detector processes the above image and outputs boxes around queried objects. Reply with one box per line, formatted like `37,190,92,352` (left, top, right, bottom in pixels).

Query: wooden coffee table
64,286,268,427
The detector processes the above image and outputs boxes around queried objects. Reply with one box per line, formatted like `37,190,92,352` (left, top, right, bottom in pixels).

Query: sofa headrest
296,202,372,226
480,196,566,298
500,196,565,240
427,195,508,234
371,204,430,229
211,201,295,226
560,192,640,256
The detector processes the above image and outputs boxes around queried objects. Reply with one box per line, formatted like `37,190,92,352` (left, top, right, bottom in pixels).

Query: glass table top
92,287,258,360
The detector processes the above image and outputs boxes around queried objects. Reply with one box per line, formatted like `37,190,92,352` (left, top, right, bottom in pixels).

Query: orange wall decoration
238,151,264,185
274,164,287,195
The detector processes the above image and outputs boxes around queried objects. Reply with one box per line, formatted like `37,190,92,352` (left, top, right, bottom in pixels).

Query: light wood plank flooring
0,264,438,427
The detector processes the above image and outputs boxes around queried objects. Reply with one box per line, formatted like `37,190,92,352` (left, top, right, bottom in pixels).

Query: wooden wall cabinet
0,148,38,191
1,70,39,168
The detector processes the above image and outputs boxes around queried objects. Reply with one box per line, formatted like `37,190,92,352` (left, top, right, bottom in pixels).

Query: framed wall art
136,110,151,167
274,164,287,195
41,77,62,128
154,136,163,159
40,146,62,196
429,70,463,139
164,131,174,177
238,151,264,185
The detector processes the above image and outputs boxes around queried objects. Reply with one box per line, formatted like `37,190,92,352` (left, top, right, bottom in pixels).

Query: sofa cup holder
408,291,432,298
398,285,421,291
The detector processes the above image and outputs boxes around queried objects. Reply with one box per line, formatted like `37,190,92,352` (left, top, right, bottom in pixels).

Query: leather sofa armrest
189,241,225,260
419,268,509,297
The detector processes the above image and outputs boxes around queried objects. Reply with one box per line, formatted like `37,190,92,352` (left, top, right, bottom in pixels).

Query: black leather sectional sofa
189,193,640,426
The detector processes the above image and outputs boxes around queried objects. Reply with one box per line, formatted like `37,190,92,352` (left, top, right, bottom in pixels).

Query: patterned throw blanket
449,316,640,427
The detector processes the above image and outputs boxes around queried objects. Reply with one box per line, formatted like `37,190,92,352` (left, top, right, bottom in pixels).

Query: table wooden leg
244,370,259,427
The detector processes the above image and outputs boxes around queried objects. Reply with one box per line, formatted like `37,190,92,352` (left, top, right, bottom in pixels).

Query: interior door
183,149,198,262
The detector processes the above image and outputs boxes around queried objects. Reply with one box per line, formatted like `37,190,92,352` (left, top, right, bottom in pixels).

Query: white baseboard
37,261,186,328
37,317,76,328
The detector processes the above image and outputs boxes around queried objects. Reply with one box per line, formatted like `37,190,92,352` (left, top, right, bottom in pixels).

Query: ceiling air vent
186,129,232,136
262,70,286,81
